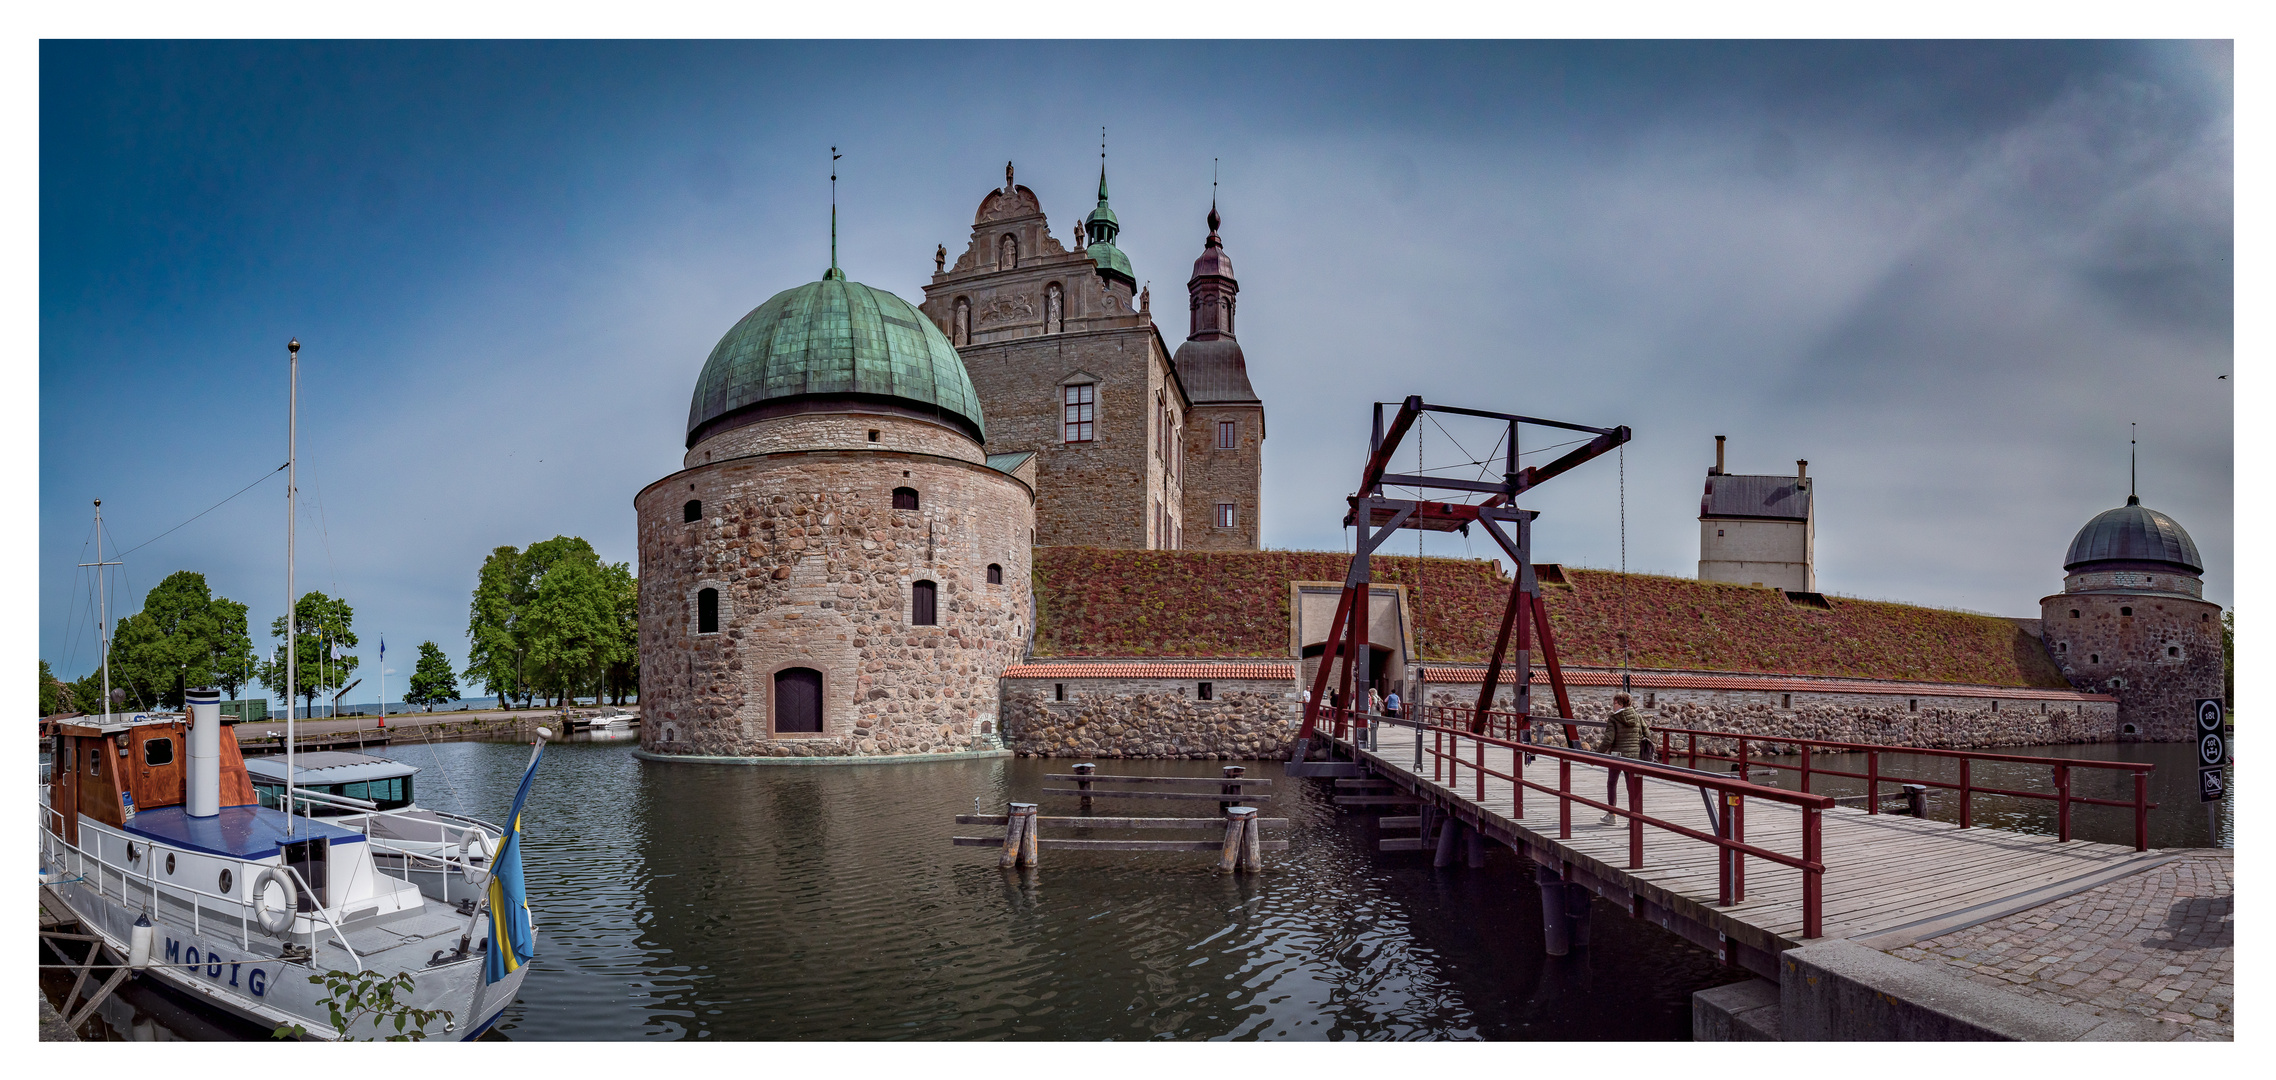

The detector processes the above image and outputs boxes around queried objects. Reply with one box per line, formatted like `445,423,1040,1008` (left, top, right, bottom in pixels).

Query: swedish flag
484,745,542,984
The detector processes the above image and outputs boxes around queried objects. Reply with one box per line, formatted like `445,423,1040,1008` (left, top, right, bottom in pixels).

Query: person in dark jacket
1595,693,1649,825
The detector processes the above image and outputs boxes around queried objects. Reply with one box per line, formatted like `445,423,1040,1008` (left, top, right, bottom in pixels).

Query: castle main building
637,163,1267,761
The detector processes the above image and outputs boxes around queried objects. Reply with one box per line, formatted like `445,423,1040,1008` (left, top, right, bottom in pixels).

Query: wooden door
774,668,823,733
132,728,185,809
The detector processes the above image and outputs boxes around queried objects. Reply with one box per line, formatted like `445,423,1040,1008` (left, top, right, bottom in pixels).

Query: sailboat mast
96,501,111,716
286,338,299,835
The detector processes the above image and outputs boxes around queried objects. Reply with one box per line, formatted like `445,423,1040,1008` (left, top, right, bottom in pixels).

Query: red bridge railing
1408,704,2157,853
1353,705,1834,939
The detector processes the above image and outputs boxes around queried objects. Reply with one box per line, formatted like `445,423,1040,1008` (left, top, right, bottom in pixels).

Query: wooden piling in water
1000,803,1036,869
1074,763,1095,812
1019,804,1040,868
1218,807,1252,873
1241,807,1263,871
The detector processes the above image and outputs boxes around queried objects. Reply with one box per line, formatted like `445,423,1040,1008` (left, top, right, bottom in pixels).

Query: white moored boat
39,691,539,1040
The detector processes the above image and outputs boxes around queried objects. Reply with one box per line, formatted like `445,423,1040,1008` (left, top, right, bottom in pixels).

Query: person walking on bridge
1595,693,1650,826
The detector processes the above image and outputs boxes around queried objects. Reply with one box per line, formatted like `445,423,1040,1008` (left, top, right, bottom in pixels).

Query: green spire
1085,131,1121,246
825,146,845,281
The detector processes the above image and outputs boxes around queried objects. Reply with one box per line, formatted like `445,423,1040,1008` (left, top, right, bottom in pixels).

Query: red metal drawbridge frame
1288,396,1630,776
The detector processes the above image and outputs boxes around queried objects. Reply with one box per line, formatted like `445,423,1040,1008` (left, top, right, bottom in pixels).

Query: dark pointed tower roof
1083,159,1134,287
1172,200,1259,405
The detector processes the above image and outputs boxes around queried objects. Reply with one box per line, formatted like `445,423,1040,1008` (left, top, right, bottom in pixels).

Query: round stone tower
2039,494,2221,741
635,265,1035,761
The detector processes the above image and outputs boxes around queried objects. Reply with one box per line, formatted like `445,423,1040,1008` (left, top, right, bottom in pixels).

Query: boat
38,341,545,1041
38,697,537,1039
568,708,637,733
241,752,507,906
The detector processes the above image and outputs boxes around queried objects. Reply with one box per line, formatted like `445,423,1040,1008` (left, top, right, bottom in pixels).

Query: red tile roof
1002,661,1295,680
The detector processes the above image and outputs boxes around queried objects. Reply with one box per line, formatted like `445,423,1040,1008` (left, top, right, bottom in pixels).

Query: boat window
88,751,99,778
143,737,175,767
255,783,286,810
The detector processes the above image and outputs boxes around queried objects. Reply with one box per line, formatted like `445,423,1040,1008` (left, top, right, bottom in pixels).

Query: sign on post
2197,699,2226,804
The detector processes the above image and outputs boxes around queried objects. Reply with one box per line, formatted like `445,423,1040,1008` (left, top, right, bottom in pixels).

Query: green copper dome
687,274,985,448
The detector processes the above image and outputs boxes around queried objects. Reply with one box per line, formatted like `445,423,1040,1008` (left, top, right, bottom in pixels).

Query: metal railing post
1626,771,1645,869
1959,758,1973,829
1802,805,1824,939
1688,732,1697,770
1559,758,1572,839
1716,788,1733,906
1867,750,1880,815
1475,735,1486,802
2133,769,2149,853
1730,794,1746,900
2055,764,2071,842
1799,743,1812,795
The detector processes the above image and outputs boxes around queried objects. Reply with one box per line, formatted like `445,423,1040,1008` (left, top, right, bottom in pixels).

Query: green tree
210,598,257,702
258,591,358,718
465,545,531,709
602,561,639,705
525,555,616,707
69,669,119,715
404,641,458,711
39,660,69,716
466,536,628,708
111,571,229,709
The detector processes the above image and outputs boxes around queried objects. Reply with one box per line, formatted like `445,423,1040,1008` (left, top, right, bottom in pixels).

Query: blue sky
38,40,2233,702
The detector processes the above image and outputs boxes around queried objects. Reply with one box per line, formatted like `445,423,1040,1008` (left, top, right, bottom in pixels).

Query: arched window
684,500,702,523
892,487,919,511
697,588,719,634
2120,606,2132,617
2069,609,2080,619
911,580,938,626
774,668,823,734
987,563,1003,585
2090,654,2100,664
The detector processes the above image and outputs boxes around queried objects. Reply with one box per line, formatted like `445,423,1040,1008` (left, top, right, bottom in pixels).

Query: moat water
45,736,2228,1041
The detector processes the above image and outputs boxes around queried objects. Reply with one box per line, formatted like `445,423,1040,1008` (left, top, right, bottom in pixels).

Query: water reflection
51,741,1746,1041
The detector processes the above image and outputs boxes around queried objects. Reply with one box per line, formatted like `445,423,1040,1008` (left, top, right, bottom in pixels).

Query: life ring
250,866,298,936
458,829,493,884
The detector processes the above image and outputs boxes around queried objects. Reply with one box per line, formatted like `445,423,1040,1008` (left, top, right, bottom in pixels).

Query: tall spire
2128,422,2139,506
1085,126,1122,249
826,146,844,280
1186,163,1238,341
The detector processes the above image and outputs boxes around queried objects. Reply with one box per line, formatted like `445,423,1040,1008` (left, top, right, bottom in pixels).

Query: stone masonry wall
2040,585,2222,742
1424,681,2120,752
1001,677,1298,759
1180,402,1264,551
637,414,1034,759
687,410,983,469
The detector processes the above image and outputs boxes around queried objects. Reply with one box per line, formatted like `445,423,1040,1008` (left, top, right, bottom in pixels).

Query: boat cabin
244,752,417,816
46,712,259,845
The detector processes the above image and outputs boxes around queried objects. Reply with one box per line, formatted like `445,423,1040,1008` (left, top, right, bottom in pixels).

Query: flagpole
286,339,298,837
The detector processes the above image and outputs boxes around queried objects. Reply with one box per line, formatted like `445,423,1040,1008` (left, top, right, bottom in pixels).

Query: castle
632,163,2218,764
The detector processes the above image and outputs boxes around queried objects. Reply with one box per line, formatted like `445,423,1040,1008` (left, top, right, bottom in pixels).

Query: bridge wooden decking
1327,725,2173,980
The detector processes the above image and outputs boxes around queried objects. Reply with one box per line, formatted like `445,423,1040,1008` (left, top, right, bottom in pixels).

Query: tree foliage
107,571,256,710
271,969,454,1041
465,536,637,708
404,641,458,711
38,660,69,716
257,591,358,717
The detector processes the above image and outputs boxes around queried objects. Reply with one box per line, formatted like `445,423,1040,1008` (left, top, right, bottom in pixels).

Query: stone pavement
1886,849,2232,1040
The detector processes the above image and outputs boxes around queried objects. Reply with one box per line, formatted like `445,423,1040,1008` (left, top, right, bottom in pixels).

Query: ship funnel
187,687,221,818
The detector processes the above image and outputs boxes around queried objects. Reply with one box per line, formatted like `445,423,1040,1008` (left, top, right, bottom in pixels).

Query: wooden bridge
1308,709,2167,981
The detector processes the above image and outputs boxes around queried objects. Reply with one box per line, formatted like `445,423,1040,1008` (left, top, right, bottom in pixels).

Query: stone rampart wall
1000,677,1297,759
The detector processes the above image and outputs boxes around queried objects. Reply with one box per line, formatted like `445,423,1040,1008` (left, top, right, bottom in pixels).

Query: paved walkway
1886,849,2232,1040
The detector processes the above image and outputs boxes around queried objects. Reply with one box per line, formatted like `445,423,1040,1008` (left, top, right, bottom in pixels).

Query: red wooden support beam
1472,575,1526,734
1529,590,1580,748
1296,585,1355,745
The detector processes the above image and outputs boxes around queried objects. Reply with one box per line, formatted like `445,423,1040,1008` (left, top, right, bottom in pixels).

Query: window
1054,683,1066,702
987,563,1003,585
892,487,919,511
1215,503,1237,528
1218,420,1237,449
1063,384,1095,442
1908,699,1918,713
774,668,824,733
143,737,175,767
868,429,880,443
1717,529,1725,537
1645,693,1656,708
1199,682,1214,701
2070,609,2080,619
684,500,702,523
911,580,938,626
2120,606,2132,617
2058,642,2069,653
2090,654,2099,664
697,588,720,634
1990,700,1998,712
2168,646,2180,657
1780,694,1791,709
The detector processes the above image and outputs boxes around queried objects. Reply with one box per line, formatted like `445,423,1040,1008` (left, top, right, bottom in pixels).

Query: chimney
1713,435,1726,476
186,686,221,818
1796,459,1809,488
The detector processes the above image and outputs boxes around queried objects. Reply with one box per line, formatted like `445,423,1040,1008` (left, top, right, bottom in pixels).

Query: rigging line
114,462,289,559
